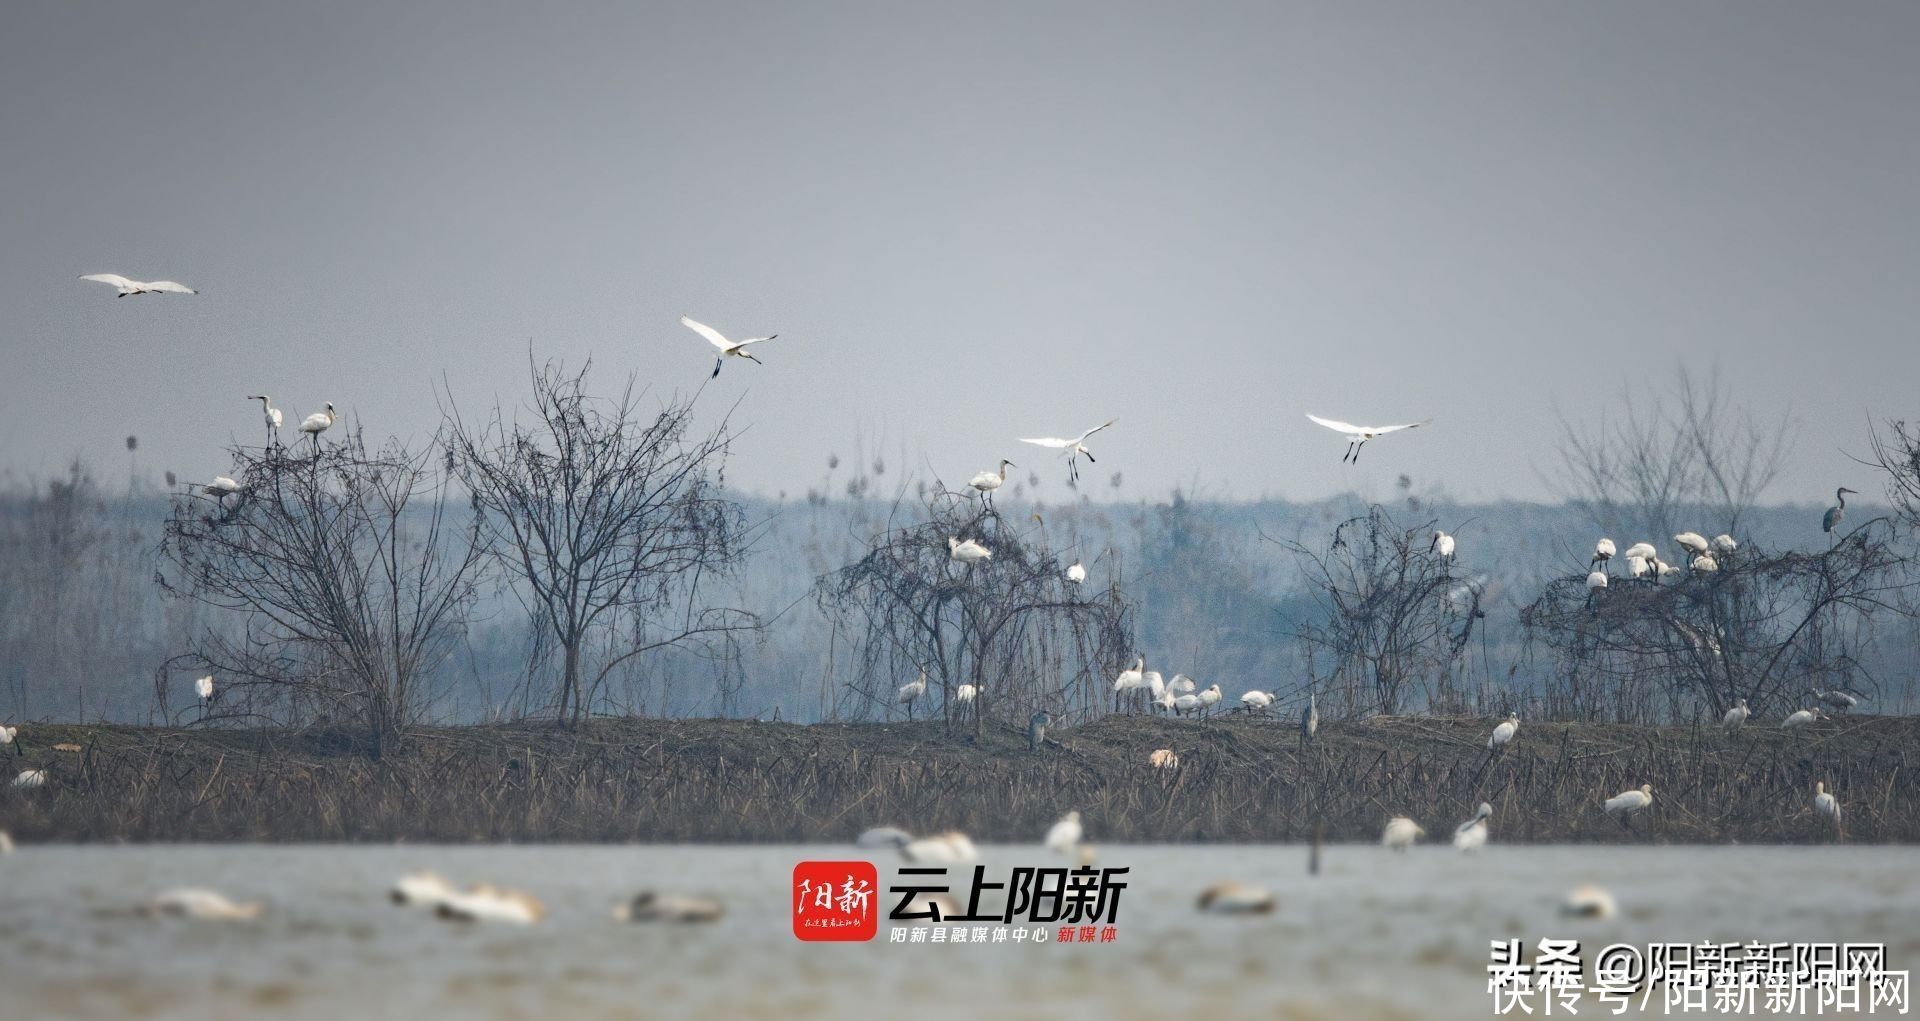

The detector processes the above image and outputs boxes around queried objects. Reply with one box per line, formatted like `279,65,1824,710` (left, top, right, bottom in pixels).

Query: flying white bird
968,460,1016,504
299,403,336,450
1381,817,1425,851
1812,782,1841,831
1430,531,1456,560
1453,803,1492,852
195,675,214,701
1065,562,1087,585
80,273,196,297
247,396,283,446
1305,413,1429,463
1045,811,1083,853
896,672,928,719
1488,712,1519,751
899,831,979,864
948,536,991,563
1604,784,1655,822
1018,420,1116,482
681,316,777,379
1721,699,1749,731
1592,538,1616,571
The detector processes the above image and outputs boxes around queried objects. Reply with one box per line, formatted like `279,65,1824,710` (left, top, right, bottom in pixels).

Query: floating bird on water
391,872,460,908
1018,420,1117,483
1306,413,1428,464
898,832,978,864
1823,487,1857,539
1721,699,1749,731
968,460,1015,505
681,316,777,379
1454,802,1492,852
1488,713,1519,751
80,273,196,297
1381,817,1425,851
948,536,991,564
1045,811,1083,853
615,892,724,923
1560,883,1617,919
144,888,264,921
435,884,545,924
1196,882,1276,915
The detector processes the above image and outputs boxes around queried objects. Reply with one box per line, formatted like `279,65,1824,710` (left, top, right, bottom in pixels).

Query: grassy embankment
1,713,1911,844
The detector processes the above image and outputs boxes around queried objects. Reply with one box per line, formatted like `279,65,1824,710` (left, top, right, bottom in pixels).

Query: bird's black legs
711,358,723,379
1342,442,1354,462
1353,441,1365,464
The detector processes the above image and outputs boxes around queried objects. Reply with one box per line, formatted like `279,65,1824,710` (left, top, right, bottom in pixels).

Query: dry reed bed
0,714,1912,844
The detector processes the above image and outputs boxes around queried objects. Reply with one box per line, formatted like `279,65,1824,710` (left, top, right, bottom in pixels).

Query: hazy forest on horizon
4,365,1919,738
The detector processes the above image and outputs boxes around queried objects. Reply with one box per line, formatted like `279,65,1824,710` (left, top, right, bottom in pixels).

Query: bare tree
446,360,755,726
817,487,1130,733
1287,506,1480,717
158,431,486,756
1548,364,1794,541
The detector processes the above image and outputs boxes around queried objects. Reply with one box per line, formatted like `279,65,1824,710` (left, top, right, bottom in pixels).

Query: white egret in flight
80,273,196,297
681,316,777,379
1305,413,1428,463
1018,419,1116,482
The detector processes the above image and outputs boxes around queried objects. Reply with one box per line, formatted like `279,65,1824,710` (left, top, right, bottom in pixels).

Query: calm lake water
1,843,1914,1020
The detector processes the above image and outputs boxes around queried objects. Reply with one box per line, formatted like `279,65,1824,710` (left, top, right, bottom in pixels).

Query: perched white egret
1148,748,1179,770
1196,684,1222,715
1721,699,1749,731
1172,693,1203,716
1300,692,1319,740
1782,707,1821,730
1712,534,1737,554
1674,533,1709,558
247,395,283,446
204,476,240,501
1592,538,1616,571
968,460,1016,504
1585,570,1608,606
391,872,461,908
1196,882,1276,915
1625,554,1650,581
1654,559,1680,582
13,768,47,788
299,403,336,450
145,888,264,921
1381,817,1425,851
1066,561,1087,585
1823,487,1857,538
948,536,991,564
1240,690,1274,713
954,684,977,704
1560,883,1617,919
80,273,196,297
1811,688,1860,713
1430,531,1456,560
896,672,928,719
1045,811,1083,853
1813,781,1842,830
1018,420,1117,483
1623,542,1657,562
1603,784,1654,823
681,316,777,379
435,884,546,924
1488,712,1519,751
1305,413,1429,464
615,891,724,923
1454,802,1492,851
194,675,214,701
1112,656,1147,712
1691,554,1718,573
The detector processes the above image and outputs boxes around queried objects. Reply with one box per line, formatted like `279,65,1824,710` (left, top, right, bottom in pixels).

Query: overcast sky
3,1,1915,506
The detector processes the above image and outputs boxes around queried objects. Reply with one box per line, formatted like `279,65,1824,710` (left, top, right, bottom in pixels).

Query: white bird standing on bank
1453,802,1492,852
1592,538,1616,572
896,672,927,720
1721,699,1749,731
1813,782,1842,832
681,316,777,379
1604,784,1655,825
1045,811,1083,853
1196,684,1222,716
1381,817,1425,851
299,403,336,450
1824,487,1857,539
948,536,991,564
1018,420,1117,483
80,273,197,297
1811,688,1860,713
1148,748,1180,770
968,460,1015,502
1782,707,1821,730
1112,657,1147,711
1300,692,1318,740
1066,562,1087,585
1240,690,1274,713
954,684,977,705
248,395,283,446
1430,531,1456,561
1488,712,1519,751
195,675,214,702
1173,692,1203,717
1306,413,1429,464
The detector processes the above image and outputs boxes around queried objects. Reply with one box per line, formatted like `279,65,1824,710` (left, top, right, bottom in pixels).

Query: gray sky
3,1,1915,505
